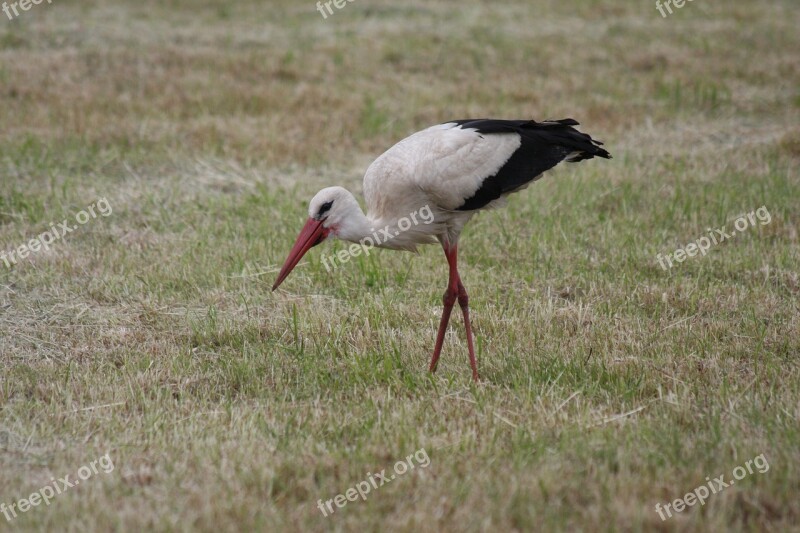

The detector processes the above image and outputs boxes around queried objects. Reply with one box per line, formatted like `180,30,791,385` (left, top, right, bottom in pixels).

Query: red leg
457,280,479,381
428,285,456,373
428,243,479,381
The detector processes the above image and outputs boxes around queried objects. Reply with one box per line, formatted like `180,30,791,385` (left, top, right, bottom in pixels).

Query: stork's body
273,118,611,381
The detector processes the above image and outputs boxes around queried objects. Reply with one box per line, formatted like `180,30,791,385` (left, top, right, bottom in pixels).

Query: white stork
272,118,611,381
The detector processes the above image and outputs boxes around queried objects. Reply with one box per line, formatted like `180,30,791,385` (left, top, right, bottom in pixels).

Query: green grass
1,0,799,531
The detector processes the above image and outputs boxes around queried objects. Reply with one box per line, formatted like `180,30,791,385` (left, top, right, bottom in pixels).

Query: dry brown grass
0,0,799,531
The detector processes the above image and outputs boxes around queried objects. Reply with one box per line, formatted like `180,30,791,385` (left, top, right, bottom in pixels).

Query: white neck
335,208,378,243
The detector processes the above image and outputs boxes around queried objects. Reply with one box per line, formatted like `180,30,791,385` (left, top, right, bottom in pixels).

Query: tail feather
529,118,612,162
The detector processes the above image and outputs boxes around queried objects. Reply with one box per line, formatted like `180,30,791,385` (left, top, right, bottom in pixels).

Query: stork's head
272,186,362,290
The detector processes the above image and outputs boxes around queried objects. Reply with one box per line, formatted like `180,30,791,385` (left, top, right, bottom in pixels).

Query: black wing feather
449,119,611,211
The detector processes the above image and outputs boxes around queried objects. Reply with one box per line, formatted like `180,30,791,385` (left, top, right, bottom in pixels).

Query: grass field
1,0,799,531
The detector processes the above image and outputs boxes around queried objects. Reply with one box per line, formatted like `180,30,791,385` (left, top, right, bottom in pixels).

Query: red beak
272,218,328,291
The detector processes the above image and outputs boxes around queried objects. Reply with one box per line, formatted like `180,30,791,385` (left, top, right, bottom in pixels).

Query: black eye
317,201,333,218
